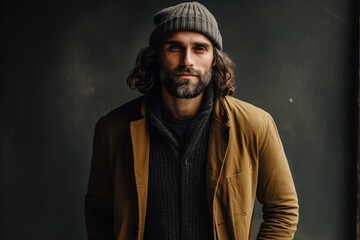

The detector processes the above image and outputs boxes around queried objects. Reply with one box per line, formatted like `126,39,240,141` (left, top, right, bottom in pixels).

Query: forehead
161,31,213,46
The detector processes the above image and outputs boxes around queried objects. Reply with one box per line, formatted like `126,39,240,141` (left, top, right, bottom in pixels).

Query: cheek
201,61,214,73
200,55,214,70
160,57,178,72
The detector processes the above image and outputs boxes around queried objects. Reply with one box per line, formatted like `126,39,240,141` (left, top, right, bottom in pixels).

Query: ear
212,59,216,67
212,49,217,67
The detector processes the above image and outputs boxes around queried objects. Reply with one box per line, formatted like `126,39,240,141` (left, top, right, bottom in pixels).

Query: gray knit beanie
150,2,223,50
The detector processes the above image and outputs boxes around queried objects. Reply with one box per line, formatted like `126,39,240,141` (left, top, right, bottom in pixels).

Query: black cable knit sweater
144,85,214,240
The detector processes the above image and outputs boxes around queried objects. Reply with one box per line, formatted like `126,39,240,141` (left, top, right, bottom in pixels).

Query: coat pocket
226,166,254,239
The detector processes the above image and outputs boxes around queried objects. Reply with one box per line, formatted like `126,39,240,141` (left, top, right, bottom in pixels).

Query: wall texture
1,0,358,239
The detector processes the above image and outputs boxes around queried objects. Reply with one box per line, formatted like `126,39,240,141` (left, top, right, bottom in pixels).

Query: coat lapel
207,97,230,239
130,99,149,240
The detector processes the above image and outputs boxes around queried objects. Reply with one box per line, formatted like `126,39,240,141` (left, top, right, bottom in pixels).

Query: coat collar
212,96,230,128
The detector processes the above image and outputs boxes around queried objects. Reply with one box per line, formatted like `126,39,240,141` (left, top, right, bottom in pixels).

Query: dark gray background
1,0,358,239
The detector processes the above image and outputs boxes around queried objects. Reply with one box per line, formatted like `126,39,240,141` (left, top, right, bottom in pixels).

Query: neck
161,87,203,120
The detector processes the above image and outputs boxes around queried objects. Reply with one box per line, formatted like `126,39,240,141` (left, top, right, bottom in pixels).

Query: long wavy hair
127,44,236,96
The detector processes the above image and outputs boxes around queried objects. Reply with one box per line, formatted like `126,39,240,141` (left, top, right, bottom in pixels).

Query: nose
181,49,194,67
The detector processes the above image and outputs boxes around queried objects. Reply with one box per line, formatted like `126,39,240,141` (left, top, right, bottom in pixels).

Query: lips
175,72,197,77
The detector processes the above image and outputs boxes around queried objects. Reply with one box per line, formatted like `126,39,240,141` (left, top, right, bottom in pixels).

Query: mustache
170,66,201,76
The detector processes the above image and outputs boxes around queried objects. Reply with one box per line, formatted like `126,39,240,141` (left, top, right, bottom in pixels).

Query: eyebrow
164,40,211,48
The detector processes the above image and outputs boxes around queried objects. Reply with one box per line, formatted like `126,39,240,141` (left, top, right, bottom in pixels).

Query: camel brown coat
85,95,299,240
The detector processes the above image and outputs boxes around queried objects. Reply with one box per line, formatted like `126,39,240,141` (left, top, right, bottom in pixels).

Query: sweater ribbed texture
144,85,214,240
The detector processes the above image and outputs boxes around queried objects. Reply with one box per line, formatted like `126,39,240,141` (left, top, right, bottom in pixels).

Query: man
85,2,299,240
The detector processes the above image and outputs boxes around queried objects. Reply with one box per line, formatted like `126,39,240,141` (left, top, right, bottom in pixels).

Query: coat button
132,225,138,236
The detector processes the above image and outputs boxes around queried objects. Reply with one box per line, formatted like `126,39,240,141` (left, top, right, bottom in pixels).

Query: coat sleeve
256,113,299,239
85,117,115,240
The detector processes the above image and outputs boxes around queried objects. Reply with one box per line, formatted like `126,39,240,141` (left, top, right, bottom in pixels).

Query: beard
160,66,212,99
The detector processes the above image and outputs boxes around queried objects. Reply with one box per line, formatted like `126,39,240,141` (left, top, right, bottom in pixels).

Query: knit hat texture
150,1,222,50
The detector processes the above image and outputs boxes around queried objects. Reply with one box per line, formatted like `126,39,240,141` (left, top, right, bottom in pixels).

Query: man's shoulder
97,96,145,128
221,96,273,130
223,96,270,118
108,96,144,118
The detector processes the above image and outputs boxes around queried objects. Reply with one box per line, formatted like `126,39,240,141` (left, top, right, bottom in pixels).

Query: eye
194,45,207,53
168,44,183,52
